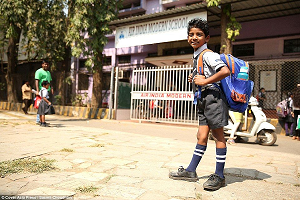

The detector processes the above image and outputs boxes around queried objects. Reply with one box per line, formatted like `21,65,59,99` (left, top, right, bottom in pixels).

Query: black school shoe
203,173,225,191
169,166,198,182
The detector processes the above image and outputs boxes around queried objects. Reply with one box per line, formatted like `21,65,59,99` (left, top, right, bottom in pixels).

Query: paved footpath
0,110,299,200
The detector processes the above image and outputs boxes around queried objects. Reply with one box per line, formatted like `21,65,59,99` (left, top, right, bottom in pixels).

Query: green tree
206,0,241,54
24,0,69,105
0,0,29,102
67,0,122,108
0,0,69,103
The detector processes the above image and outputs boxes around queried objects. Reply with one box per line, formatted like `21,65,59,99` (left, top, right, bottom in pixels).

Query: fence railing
130,65,199,124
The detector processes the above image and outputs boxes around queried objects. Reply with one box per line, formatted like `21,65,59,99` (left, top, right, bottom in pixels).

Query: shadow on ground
199,168,271,186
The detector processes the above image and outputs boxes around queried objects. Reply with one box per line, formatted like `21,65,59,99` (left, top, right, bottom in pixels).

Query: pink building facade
72,0,300,114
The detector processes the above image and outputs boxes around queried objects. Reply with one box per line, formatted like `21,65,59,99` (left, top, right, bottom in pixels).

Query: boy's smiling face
188,27,210,50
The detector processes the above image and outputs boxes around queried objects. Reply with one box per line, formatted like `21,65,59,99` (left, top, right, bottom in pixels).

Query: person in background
284,92,294,137
227,111,244,145
21,80,32,114
292,85,300,141
37,81,51,127
35,60,53,125
257,87,266,109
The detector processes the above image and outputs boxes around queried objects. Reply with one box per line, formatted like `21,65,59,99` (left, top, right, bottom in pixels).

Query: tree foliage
67,0,122,107
0,0,69,102
206,0,221,7
23,0,68,68
206,0,241,42
0,0,29,102
67,0,122,70
205,0,241,55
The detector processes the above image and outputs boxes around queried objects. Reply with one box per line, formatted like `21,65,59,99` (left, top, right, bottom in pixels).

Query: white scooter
223,96,277,146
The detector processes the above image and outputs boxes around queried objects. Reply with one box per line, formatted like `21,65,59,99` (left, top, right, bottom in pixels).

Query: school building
72,0,300,122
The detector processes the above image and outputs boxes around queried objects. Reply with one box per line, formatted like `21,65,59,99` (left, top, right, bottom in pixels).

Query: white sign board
115,12,207,48
131,91,194,101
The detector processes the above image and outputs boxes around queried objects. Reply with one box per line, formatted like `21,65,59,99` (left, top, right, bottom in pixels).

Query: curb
0,101,114,119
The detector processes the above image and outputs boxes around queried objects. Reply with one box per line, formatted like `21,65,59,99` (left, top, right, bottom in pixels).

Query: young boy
37,81,52,127
169,18,230,191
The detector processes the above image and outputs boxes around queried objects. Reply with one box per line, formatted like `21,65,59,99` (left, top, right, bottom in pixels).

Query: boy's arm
194,66,230,86
35,79,40,95
43,97,51,105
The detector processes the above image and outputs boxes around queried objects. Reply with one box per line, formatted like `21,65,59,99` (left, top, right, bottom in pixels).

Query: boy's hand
194,75,207,86
188,73,193,83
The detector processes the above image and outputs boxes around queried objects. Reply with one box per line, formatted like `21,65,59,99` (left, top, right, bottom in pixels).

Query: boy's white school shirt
39,87,49,99
193,43,226,85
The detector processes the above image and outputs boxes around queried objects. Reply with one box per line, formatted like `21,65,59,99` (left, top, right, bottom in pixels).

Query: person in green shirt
35,60,53,124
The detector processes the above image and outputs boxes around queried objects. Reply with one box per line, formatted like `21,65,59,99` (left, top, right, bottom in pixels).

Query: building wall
145,0,161,14
75,0,300,110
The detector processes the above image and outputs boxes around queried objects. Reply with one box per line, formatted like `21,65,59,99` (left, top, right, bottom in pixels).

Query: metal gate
130,65,198,124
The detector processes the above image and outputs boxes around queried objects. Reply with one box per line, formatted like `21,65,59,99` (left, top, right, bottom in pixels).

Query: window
166,6,175,10
233,43,254,57
103,73,111,90
163,49,174,56
78,74,89,90
79,59,87,68
103,56,111,66
177,47,193,55
148,53,158,57
118,55,131,64
284,38,300,53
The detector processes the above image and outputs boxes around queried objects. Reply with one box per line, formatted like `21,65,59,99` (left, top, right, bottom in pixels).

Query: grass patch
294,184,300,187
60,148,74,152
75,185,98,193
89,143,105,148
0,121,8,125
0,157,56,178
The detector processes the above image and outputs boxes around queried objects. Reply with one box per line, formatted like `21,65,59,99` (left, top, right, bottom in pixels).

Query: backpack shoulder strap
197,49,213,75
222,54,235,74
40,88,45,98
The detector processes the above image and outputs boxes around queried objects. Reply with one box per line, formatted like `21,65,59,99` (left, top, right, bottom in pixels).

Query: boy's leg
40,115,45,123
169,125,209,182
203,127,226,190
40,115,47,127
186,125,209,171
36,114,40,124
285,122,289,136
289,123,294,136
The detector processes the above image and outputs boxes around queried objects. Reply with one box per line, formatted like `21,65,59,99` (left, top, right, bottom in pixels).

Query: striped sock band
186,144,207,172
215,147,227,178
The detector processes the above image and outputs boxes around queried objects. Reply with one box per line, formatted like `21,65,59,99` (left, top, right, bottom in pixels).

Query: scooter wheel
257,130,277,146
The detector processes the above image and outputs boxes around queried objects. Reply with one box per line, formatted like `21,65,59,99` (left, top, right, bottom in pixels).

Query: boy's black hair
42,60,49,64
41,80,49,86
187,18,209,37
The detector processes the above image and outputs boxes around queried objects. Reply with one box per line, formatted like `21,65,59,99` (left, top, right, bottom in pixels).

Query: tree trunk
220,4,232,54
6,26,21,103
58,46,71,105
91,67,103,108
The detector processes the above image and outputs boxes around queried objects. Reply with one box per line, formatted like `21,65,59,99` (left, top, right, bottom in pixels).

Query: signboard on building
131,91,194,101
115,12,207,48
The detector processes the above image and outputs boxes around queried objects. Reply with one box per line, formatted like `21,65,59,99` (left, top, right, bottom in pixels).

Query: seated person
227,111,244,145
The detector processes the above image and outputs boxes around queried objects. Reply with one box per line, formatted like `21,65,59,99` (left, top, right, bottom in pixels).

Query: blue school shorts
197,86,229,129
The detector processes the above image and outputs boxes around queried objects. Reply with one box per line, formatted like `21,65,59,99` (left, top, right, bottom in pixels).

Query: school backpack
197,49,254,113
276,99,288,118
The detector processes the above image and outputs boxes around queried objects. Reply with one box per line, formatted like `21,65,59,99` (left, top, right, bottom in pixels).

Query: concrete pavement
0,110,299,200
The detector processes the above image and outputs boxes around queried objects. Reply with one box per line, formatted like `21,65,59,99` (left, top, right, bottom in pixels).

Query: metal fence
249,58,300,118
130,58,300,123
130,65,198,124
